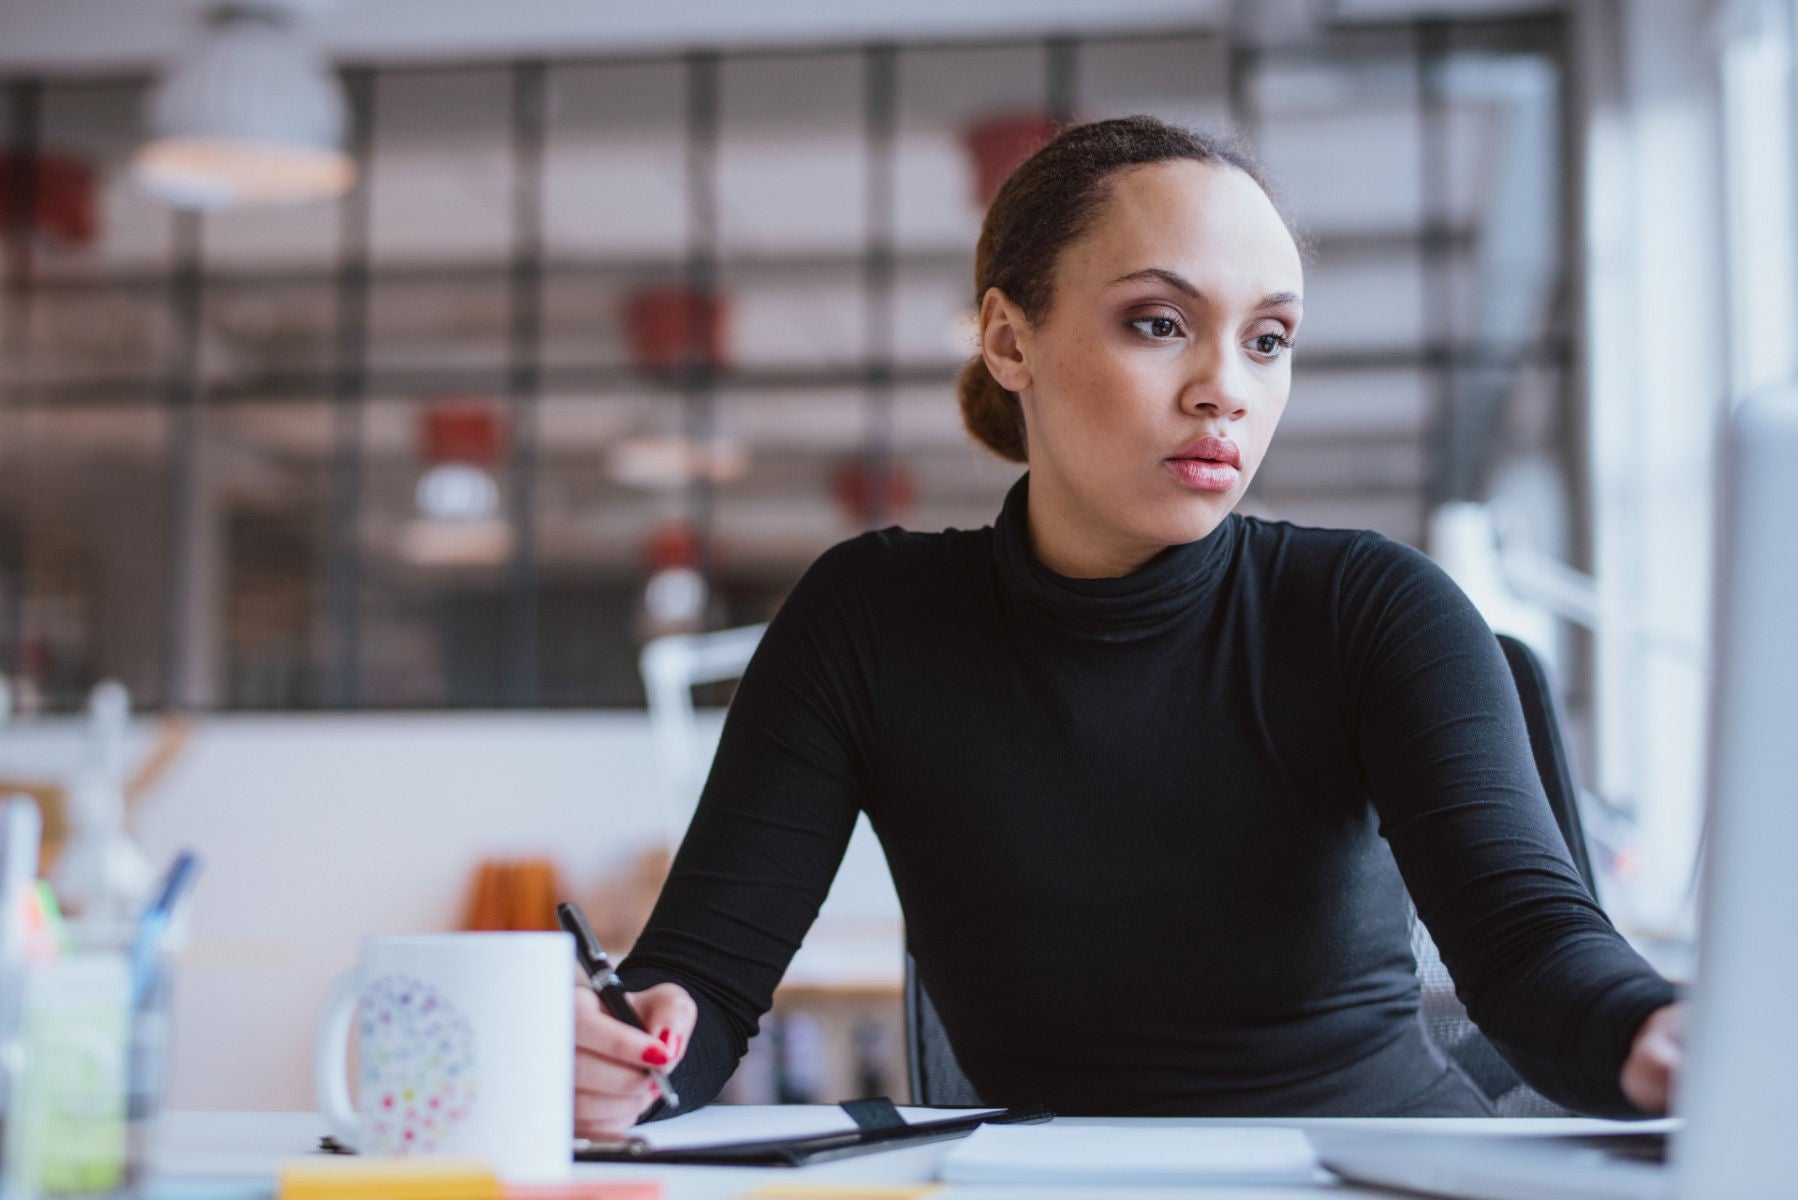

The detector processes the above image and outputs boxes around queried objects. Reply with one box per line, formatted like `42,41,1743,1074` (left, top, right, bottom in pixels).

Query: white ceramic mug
314,932,574,1181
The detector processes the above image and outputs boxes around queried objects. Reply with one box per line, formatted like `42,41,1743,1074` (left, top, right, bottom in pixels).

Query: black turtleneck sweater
617,473,1675,1118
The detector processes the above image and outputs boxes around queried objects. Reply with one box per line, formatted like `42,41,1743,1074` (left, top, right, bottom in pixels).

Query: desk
153,1110,1661,1200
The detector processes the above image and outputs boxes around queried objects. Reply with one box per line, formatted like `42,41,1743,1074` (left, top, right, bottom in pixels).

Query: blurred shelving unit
1,15,1582,717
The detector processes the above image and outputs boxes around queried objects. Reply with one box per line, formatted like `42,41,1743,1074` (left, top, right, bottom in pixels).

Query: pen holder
1,919,179,1198
1,952,131,1198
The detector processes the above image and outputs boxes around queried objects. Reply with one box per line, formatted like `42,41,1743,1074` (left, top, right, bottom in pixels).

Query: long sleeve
616,536,882,1118
612,477,1676,1120
1335,531,1676,1116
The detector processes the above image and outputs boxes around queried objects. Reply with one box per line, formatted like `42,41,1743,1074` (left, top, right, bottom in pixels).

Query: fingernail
657,1028,672,1045
642,1044,670,1066
672,1032,683,1056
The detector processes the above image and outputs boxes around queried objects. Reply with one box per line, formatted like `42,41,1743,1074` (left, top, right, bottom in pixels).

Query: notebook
571,1100,1051,1166
611,1103,996,1151
319,1100,1051,1168
937,1123,1322,1186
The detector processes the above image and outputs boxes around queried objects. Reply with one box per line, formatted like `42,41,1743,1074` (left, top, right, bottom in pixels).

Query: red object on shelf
0,150,99,249
832,458,917,526
624,286,730,370
641,519,703,572
420,401,507,466
962,113,1062,208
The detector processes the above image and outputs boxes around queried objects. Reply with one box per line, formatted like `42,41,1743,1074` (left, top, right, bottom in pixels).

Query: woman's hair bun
957,356,1027,463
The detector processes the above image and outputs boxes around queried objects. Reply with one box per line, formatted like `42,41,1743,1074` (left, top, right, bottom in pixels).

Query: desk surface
154,1109,1666,1200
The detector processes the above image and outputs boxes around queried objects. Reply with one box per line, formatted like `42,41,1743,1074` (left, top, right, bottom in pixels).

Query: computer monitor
1676,383,1798,1197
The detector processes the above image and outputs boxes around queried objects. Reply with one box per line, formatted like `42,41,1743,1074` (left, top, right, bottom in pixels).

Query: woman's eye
1252,332,1294,357
1128,315,1181,339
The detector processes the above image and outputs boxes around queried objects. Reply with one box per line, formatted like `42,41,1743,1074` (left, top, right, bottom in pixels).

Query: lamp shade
133,6,354,209
962,113,1062,208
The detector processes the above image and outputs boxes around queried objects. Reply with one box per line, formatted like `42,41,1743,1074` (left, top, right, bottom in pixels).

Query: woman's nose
1178,337,1252,418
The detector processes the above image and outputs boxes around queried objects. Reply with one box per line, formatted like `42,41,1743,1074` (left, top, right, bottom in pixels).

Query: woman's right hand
573,981,697,1138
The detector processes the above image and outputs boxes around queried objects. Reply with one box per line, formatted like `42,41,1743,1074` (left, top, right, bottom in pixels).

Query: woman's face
985,159,1303,573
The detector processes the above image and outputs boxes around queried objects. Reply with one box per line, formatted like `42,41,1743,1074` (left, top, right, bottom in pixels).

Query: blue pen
130,850,201,1007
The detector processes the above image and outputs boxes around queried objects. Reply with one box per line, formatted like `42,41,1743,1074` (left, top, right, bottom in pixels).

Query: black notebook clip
838,1097,907,1132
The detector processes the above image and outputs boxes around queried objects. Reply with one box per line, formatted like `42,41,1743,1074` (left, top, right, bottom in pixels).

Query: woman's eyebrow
1107,267,1302,310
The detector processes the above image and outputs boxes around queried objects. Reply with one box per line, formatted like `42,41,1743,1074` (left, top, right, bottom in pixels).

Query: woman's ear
978,287,1032,394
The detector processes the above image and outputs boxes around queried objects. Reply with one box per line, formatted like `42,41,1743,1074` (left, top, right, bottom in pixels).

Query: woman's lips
1164,434,1241,493
1164,457,1239,492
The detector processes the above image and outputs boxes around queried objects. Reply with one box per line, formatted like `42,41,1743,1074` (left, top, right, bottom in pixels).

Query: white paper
629,1104,998,1150
938,1124,1322,1186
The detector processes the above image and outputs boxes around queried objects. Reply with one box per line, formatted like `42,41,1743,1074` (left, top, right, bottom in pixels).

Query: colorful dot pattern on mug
359,974,479,1154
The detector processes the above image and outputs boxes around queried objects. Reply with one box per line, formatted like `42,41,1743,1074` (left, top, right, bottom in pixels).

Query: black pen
556,901,680,1113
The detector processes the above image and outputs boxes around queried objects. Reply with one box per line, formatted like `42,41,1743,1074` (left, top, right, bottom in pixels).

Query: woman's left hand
1619,1002,1684,1115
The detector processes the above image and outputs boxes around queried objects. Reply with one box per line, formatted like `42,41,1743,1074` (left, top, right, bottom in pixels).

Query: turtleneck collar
990,471,1240,643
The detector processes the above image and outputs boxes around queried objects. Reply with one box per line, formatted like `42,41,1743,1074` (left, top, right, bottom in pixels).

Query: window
0,17,1584,714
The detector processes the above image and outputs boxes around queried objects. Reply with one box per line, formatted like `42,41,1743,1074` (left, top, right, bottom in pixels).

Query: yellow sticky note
279,1157,502,1200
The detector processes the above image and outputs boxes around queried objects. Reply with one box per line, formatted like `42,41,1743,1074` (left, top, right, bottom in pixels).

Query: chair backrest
903,960,983,1106
1495,633,1596,893
903,631,1598,1111
639,623,768,846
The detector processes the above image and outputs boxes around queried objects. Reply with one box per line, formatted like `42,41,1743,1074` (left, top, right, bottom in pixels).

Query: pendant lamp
132,2,355,210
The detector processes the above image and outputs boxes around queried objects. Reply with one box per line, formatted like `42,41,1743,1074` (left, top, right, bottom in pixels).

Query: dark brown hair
958,115,1303,463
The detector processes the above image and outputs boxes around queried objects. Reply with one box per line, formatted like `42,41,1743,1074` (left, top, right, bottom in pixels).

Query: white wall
0,711,900,1110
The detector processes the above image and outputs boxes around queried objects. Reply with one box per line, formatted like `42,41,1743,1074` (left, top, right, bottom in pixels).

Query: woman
573,116,1683,1134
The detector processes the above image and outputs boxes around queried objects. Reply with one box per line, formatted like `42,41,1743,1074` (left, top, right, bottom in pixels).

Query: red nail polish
642,1044,670,1066
657,1028,672,1045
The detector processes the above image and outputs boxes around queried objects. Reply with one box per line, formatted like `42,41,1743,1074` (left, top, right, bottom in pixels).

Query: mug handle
313,970,362,1151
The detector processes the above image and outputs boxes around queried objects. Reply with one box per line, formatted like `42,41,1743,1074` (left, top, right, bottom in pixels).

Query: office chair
904,632,1600,1115
1408,633,1601,1116
640,623,770,847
